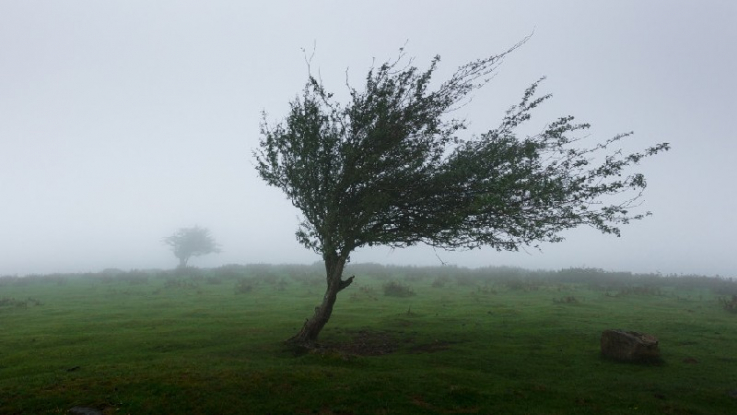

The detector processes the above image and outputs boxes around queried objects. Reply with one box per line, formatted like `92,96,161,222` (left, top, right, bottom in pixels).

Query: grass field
1,264,736,414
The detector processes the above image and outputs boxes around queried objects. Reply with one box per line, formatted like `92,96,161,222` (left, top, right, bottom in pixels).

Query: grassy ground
1,265,736,414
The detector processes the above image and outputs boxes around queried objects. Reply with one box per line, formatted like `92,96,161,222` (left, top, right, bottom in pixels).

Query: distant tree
163,226,220,268
254,40,669,347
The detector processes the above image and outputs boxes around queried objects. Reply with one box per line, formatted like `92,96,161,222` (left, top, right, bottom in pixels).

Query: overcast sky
1,1,735,277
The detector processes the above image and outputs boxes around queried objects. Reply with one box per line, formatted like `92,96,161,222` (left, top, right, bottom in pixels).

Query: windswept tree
163,226,221,268
254,41,669,347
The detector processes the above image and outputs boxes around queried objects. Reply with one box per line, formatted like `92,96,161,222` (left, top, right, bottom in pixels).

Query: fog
1,1,735,277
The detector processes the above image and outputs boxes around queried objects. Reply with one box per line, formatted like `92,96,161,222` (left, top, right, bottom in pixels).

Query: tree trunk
287,252,354,347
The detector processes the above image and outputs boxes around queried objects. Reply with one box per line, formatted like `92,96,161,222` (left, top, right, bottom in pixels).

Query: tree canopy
163,226,220,268
254,42,669,345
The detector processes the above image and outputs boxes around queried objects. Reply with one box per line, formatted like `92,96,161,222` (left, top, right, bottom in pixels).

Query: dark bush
475,285,497,295
383,281,415,297
0,297,42,308
553,295,579,304
234,279,254,294
719,295,737,313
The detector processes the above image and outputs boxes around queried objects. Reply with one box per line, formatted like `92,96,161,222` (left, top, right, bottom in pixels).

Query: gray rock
601,329,661,363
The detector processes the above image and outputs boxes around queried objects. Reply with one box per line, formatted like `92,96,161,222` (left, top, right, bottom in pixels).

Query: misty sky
1,1,735,277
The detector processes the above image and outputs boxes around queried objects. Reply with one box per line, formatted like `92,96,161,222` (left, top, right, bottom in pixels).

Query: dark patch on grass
0,296,43,308
299,329,464,357
553,295,579,304
407,340,456,354
600,352,665,366
322,329,399,356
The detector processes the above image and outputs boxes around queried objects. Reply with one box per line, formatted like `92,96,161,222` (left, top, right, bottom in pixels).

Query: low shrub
475,285,497,295
432,276,452,288
503,279,541,291
234,279,254,294
553,295,579,304
383,281,415,297
0,297,42,308
718,295,737,313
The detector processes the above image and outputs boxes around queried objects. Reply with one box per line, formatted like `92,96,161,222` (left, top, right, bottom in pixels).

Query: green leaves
254,44,669,260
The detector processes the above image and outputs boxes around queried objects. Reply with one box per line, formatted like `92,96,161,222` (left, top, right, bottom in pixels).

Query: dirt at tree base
308,329,460,357
321,329,399,356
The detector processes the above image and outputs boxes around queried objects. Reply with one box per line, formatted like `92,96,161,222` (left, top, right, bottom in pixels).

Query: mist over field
1,1,736,277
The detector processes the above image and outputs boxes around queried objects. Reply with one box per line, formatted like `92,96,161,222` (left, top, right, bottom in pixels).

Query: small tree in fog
163,226,220,268
254,40,669,347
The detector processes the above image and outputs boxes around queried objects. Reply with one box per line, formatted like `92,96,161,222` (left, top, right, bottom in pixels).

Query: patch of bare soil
329,329,399,356
314,329,461,356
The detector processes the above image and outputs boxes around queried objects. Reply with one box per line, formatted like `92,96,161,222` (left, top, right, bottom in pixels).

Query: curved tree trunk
287,252,354,347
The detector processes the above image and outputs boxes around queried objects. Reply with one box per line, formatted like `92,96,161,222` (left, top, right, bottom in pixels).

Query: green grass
1,265,736,414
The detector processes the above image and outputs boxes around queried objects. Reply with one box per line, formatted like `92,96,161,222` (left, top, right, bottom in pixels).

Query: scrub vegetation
1,264,736,414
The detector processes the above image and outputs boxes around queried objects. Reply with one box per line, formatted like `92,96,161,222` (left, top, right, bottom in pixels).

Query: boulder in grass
601,329,661,363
